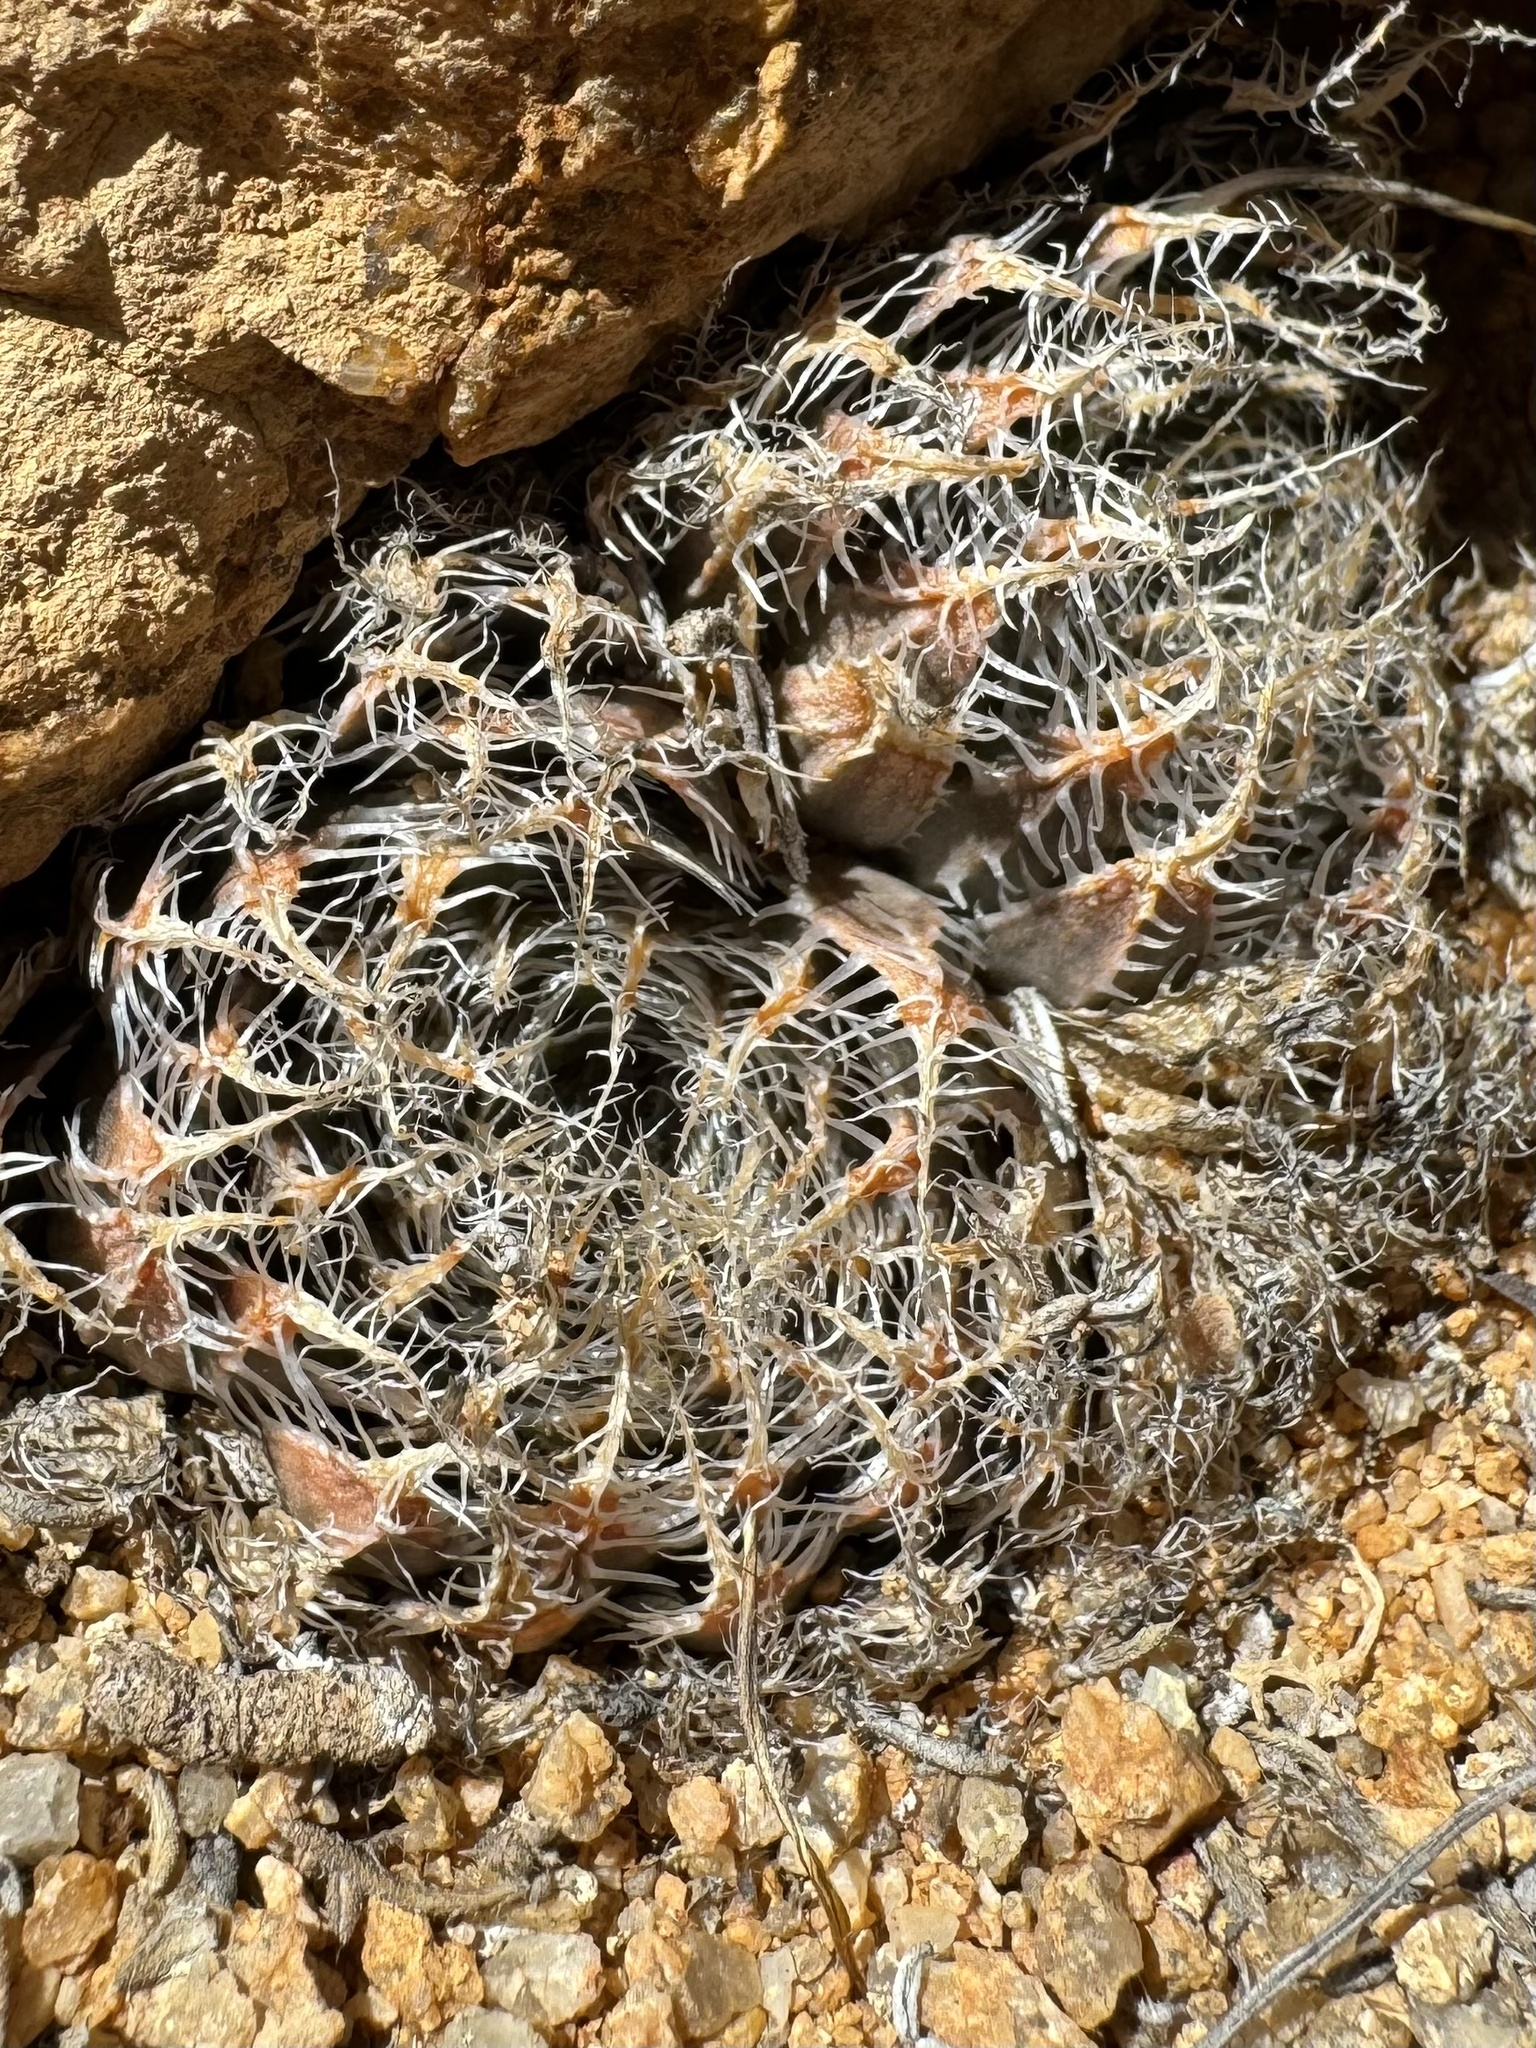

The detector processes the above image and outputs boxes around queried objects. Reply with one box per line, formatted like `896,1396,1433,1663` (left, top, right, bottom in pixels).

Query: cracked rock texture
0,0,1153,885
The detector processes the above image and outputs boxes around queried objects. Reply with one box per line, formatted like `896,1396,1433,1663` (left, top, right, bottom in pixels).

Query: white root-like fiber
1,12,1531,1713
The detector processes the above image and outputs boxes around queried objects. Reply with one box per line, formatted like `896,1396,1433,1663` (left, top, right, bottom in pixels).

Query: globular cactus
1,25,1529,1705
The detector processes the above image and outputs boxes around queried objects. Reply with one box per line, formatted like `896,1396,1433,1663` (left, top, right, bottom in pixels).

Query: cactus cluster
1,22,1530,1705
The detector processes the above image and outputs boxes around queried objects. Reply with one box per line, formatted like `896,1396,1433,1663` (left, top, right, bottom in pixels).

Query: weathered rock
10,1662,90,1754
667,1775,734,1859
1138,1664,1199,1736
794,1733,874,1860
523,1710,631,1843
432,2014,546,2048
956,1776,1030,1885
1058,1679,1224,1862
1472,1611,1536,1692
920,1944,1090,2048
360,1898,483,2039
602,1985,682,2047
128,1953,260,2048
0,1751,80,1864
1033,1852,1143,2030
1209,1725,1262,1795
1305,1986,1415,2047
224,1770,306,1852
1406,1986,1531,2048
7,1960,60,2047
60,1567,132,1624
1039,1805,1081,1867
483,1931,605,2029
393,1757,464,1859
722,1757,784,1851
177,1761,239,1838
1145,1904,1227,1998
229,1905,346,2048
183,1609,226,1669
1394,1905,1496,2006
1358,1659,1491,1753
253,1854,324,1933
887,1902,961,1958
21,1849,119,1970
0,0,1155,886
1359,1735,1460,1849
672,1929,762,2043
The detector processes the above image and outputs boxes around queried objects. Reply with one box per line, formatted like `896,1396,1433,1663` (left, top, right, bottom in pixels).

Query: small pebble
671,1928,762,2042
483,1931,604,2028
522,1713,631,1844
1395,1904,1495,2006
60,1568,132,1625
955,1776,1030,1885
0,1752,80,1865
177,1763,238,1838
1034,1851,1143,2030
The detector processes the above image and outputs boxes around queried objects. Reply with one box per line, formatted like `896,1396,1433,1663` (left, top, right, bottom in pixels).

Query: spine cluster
1,56,1528,1701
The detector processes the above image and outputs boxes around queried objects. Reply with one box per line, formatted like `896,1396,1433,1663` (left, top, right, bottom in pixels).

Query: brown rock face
0,0,1154,886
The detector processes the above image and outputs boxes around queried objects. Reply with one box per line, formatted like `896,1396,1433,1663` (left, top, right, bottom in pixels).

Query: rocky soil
0,1204,1528,2048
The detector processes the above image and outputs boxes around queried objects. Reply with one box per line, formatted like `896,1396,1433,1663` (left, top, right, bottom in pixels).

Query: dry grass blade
1196,1759,1536,2048
738,1505,861,1990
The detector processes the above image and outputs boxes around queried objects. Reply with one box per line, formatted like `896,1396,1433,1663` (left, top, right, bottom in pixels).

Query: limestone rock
60,1567,132,1624
10,1662,89,1755
1306,1986,1416,2047
0,0,1155,885
722,1757,784,1851
602,1985,682,2047
887,1902,961,1958
224,1771,306,1853
1209,1725,1262,1795
229,1905,346,2048
483,1931,605,2029
920,1944,1091,2048
794,1732,874,1859
6,1959,58,2048
667,1775,734,1870
1058,1679,1224,1862
0,1751,80,1864
1145,1904,1227,1998
393,1758,464,1859
1407,1986,1531,2048
1033,1851,1143,2030
1138,1664,1199,1736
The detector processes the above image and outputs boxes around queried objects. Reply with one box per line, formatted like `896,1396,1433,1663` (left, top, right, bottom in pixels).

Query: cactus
1,14,1530,1709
